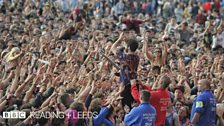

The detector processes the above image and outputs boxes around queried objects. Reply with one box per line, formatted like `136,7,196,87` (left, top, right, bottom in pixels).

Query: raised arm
6,51,24,62
110,32,124,55
130,79,140,103
9,66,21,93
23,75,40,103
76,72,93,102
201,21,211,36
162,43,168,65
1,71,14,89
175,20,185,30
15,74,34,97
83,51,94,66
143,32,153,61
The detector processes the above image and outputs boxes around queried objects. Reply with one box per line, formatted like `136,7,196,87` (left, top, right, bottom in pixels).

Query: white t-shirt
212,32,224,48
166,23,176,36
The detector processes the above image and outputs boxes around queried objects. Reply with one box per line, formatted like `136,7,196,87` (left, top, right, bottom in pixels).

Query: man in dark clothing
110,32,139,107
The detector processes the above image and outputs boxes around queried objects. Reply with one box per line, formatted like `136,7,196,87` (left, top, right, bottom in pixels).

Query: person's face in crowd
218,79,224,90
133,1,138,8
174,89,184,100
175,101,183,112
127,14,133,20
105,7,110,15
67,94,74,104
83,42,89,49
171,18,175,25
154,49,162,57
44,5,50,11
141,68,148,77
59,63,66,71
217,27,222,34
2,29,8,36
128,30,135,37
201,58,207,65
87,63,94,70
151,68,159,76
178,106,188,118
117,109,125,120
214,89,219,98
57,42,63,49
50,42,56,49
207,10,211,15
182,23,187,30
7,41,14,49
161,67,169,74
198,80,207,92
24,53,32,63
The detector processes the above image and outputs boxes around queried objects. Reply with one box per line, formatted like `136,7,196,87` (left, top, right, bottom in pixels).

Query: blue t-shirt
190,90,216,126
124,102,156,126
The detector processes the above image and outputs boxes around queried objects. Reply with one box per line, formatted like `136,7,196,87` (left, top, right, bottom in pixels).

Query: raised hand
124,105,130,113
90,82,96,94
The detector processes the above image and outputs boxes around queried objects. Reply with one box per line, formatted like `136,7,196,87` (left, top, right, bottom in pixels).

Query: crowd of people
0,0,224,126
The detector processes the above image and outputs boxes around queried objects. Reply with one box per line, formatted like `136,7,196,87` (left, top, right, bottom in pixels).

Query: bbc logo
3,111,26,119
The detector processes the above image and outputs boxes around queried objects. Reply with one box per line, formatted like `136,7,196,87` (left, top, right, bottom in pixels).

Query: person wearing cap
124,90,156,126
190,79,216,126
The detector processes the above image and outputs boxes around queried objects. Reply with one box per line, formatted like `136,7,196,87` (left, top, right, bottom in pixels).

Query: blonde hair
5,47,20,62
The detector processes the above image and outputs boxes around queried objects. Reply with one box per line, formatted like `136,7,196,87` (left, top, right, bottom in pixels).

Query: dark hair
140,90,151,102
106,106,114,119
183,22,188,27
66,88,76,94
174,100,185,106
52,114,66,126
70,102,84,112
60,93,70,108
152,66,161,74
36,116,49,126
127,39,139,52
160,75,171,89
59,60,66,65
